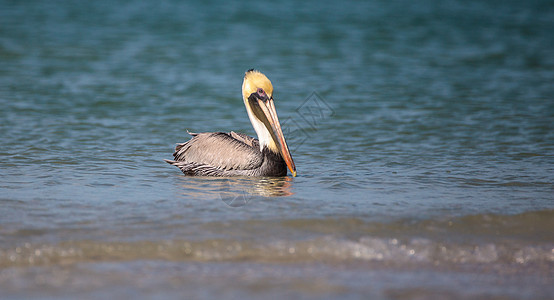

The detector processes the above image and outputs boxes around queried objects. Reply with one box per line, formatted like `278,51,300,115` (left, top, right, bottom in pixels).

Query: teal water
1,0,553,299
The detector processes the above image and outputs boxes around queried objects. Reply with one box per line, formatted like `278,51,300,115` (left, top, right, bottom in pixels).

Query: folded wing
165,132,263,176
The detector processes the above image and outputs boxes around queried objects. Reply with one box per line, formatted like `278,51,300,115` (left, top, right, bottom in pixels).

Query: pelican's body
165,70,296,177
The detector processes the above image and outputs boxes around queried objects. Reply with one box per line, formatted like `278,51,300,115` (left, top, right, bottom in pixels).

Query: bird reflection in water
219,176,293,207
177,176,293,207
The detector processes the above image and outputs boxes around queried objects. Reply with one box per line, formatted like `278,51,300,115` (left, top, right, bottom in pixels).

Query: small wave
447,176,553,188
1,210,552,269
1,236,552,269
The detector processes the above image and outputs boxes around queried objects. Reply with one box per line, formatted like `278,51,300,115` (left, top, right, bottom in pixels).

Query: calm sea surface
1,0,553,299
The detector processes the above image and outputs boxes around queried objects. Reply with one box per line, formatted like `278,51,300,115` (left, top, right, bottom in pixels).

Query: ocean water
1,0,553,299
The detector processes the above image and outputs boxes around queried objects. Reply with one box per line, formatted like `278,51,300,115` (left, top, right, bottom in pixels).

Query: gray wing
229,131,259,148
165,132,263,176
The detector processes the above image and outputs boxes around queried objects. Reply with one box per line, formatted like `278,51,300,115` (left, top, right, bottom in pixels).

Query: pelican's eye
255,88,269,102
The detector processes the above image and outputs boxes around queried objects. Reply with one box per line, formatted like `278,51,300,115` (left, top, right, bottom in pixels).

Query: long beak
257,98,297,177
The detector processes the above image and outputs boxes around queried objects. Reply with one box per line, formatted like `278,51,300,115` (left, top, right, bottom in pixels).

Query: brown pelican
165,69,297,177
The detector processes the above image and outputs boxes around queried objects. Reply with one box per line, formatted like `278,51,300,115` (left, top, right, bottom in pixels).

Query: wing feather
170,132,263,171
229,131,259,148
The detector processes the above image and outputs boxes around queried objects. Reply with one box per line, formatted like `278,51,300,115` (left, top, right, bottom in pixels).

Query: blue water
1,0,553,299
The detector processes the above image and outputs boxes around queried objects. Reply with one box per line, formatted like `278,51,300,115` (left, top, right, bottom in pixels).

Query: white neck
244,102,278,153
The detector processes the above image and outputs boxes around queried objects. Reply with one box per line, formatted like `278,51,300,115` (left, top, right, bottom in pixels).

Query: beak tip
291,170,297,177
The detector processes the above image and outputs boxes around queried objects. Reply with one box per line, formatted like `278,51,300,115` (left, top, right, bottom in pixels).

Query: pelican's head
242,69,296,177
